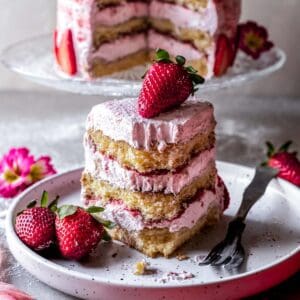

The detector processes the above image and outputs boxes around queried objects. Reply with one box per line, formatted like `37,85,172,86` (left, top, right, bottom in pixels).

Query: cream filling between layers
148,29,203,61
93,2,148,26
95,178,225,233
89,33,147,62
84,141,216,194
149,0,218,34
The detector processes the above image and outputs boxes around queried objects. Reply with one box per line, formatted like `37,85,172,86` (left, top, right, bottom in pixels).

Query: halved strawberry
54,29,77,75
214,34,233,77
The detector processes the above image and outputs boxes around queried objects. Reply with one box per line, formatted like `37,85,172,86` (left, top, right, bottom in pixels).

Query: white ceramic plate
1,34,285,96
6,162,300,300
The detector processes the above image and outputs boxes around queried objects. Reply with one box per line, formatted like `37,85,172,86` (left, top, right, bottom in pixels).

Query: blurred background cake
54,0,241,78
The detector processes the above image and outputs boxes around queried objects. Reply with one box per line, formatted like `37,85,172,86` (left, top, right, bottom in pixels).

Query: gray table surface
0,90,299,299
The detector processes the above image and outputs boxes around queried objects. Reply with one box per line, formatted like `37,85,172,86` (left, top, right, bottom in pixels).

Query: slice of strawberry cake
81,50,229,257
54,0,241,78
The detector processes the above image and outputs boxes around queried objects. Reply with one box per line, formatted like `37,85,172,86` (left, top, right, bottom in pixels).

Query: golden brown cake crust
107,203,221,257
82,162,216,220
89,50,148,77
88,128,215,173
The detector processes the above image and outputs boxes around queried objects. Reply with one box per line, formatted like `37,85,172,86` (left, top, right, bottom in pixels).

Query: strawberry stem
278,140,292,153
86,206,104,214
40,191,48,208
175,55,186,66
265,141,275,157
155,48,171,63
57,205,77,219
27,200,37,209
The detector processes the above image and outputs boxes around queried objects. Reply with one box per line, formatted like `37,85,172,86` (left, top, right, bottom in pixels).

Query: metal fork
199,166,278,268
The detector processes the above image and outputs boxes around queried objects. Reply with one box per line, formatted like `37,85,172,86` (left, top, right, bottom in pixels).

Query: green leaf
27,200,37,209
48,195,59,212
265,141,275,157
93,215,116,229
86,206,104,214
40,191,48,208
102,230,112,242
190,73,205,85
185,66,198,74
278,140,292,153
155,48,170,62
175,55,186,66
57,205,77,219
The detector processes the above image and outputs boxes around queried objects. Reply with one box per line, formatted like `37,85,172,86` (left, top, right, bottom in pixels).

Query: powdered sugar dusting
87,98,215,150
156,271,195,284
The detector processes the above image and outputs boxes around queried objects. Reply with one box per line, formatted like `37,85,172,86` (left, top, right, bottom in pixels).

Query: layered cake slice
82,50,229,257
55,0,241,78
82,98,229,257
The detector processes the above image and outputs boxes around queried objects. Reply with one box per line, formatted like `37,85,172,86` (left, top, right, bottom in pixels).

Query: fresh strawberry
54,29,77,75
15,191,58,251
263,141,300,187
214,34,234,77
138,49,204,118
53,30,59,65
55,205,111,260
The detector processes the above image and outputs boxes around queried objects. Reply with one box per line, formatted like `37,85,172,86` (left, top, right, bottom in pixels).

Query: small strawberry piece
54,29,77,75
53,30,59,65
214,34,233,77
138,49,204,118
264,141,300,187
15,207,55,251
55,207,104,260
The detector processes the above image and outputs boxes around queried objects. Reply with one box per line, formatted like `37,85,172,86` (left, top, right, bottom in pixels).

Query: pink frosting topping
94,2,148,26
84,140,216,194
96,177,226,232
87,98,215,151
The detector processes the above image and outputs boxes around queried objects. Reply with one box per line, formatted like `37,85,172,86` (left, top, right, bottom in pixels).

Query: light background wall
0,0,299,96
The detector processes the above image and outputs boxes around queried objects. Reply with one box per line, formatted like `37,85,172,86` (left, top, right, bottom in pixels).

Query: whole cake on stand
55,0,241,78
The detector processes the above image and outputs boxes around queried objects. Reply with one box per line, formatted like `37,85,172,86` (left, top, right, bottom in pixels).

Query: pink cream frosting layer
94,2,148,26
94,177,226,233
86,98,215,151
89,33,147,62
149,0,218,34
84,138,216,194
148,30,203,61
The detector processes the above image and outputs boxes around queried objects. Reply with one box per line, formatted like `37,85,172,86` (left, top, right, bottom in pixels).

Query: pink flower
237,21,274,59
0,148,56,199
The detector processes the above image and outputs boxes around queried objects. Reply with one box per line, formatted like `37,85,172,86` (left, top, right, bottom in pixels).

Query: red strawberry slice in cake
54,29,77,75
214,34,235,77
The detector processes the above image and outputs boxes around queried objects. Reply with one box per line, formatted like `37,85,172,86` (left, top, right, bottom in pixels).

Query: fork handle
236,166,277,221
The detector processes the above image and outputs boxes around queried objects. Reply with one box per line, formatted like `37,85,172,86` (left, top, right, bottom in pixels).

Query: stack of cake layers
56,0,241,78
82,98,229,257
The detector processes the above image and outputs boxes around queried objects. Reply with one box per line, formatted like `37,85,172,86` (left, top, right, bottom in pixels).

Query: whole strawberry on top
15,191,57,251
55,205,112,260
138,49,205,118
263,141,300,187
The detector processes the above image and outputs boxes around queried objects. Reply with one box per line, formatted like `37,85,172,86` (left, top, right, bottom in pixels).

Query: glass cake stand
1,34,286,97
